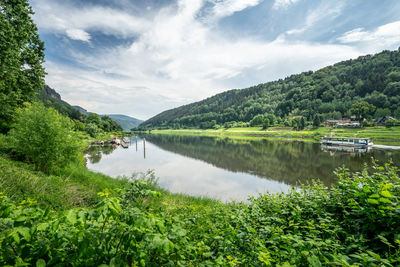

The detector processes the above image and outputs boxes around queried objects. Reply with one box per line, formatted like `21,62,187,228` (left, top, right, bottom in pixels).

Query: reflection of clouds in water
87,140,291,202
156,156,290,202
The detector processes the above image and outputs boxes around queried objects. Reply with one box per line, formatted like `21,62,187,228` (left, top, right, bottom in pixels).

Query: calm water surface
85,135,400,202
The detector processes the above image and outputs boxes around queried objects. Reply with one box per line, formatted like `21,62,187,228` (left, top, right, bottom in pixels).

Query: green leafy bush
86,122,101,137
0,164,399,266
9,102,84,172
386,119,399,128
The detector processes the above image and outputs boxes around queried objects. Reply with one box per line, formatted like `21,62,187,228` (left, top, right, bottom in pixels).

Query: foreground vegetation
1,1,399,265
0,97,399,266
1,156,399,266
150,126,400,145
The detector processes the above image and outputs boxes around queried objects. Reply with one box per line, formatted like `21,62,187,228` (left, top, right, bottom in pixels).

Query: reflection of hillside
144,134,400,187
85,145,118,164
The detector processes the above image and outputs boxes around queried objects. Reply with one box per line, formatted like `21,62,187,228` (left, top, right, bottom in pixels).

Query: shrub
86,123,100,137
9,102,83,172
249,114,264,127
385,119,399,128
1,163,399,266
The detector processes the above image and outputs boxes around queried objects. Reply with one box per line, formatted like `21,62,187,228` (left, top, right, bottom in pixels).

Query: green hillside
104,114,143,131
37,85,86,121
140,48,400,129
37,85,123,135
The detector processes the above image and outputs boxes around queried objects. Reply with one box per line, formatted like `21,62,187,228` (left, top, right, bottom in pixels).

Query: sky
30,0,400,120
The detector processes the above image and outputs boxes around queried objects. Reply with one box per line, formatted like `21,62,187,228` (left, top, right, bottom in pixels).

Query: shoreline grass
1,157,399,265
149,126,400,145
1,132,400,265
0,152,220,211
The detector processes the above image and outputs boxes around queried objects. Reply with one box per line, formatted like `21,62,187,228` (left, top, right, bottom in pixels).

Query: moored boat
121,142,129,148
111,137,121,145
321,136,373,147
122,137,131,143
321,144,371,153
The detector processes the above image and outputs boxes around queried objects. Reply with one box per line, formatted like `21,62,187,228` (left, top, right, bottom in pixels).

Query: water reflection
85,144,118,164
85,134,400,202
321,144,371,154
144,134,400,186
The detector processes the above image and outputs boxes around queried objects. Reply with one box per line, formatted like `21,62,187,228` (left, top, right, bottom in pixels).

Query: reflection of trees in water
144,134,400,187
85,145,118,164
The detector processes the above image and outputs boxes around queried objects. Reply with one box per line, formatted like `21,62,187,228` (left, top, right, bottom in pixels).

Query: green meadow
150,126,400,145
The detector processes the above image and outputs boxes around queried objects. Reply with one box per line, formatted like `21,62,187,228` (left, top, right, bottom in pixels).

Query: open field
150,126,400,145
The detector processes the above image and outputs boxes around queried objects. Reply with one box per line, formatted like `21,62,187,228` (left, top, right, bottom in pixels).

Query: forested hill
140,48,400,129
103,114,143,131
37,85,123,134
37,85,85,121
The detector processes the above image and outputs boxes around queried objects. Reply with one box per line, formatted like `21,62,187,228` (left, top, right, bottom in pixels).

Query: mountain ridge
38,86,141,132
140,48,400,129
102,114,143,131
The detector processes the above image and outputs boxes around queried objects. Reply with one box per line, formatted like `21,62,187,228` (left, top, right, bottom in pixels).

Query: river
85,134,400,202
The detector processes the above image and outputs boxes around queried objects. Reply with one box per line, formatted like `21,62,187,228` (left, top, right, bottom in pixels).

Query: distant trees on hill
38,85,123,137
140,48,400,129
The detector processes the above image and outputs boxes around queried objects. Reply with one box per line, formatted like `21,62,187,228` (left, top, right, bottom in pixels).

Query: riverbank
150,126,400,145
1,148,399,265
1,132,400,265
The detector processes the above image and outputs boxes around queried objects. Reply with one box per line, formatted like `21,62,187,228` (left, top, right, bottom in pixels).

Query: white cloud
338,20,400,50
31,0,150,39
32,0,379,119
286,1,345,35
272,0,300,10
211,0,261,18
337,28,372,43
46,33,361,118
65,29,91,42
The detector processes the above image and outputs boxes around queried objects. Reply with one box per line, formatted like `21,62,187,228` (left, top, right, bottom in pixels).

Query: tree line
38,85,123,137
0,0,122,137
140,48,400,130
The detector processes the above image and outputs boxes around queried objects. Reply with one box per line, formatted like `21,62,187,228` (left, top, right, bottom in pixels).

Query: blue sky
30,0,400,119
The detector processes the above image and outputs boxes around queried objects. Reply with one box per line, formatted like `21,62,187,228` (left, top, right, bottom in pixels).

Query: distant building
324,120,339,127
376,116,398,126
324,119,360,128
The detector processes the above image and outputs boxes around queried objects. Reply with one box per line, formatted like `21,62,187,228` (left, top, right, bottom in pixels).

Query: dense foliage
0,0,122,137
1,164,399,266
140,48,400,129
37,85,86,122
38,85,123,137
0,0,45,132
9,102,83,172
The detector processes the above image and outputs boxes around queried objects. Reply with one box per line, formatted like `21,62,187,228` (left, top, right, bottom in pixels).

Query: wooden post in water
143,138,146,159
135,136,138,151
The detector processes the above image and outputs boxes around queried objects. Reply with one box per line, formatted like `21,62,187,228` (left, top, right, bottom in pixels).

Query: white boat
111,137,121,145
321,144,371,153
121,142,129,148
122,137,131,143
321,136,373,147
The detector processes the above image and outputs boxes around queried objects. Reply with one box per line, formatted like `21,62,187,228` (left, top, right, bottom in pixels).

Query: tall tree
0,0,45,132
349,101,376,122
313,115,321,128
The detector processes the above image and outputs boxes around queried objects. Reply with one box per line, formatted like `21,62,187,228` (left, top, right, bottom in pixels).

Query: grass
0,132,220,211
1,133,400,265
1,125,399,212
150,126,400,145
0,153,131,210
1,161,399,265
